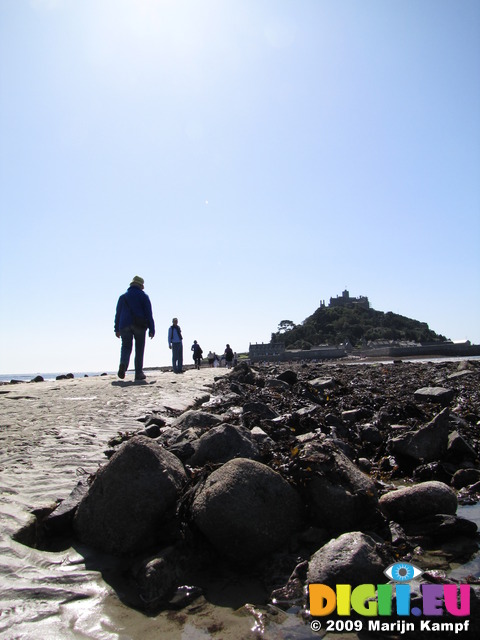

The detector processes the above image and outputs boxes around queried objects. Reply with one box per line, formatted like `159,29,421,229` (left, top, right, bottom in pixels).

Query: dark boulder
379,480,457,524
191,458,303,563
74,436,187,555
187,424,259,467
299,438,381,535
171,410,222,431
414,386,455,404
307,531,393,588
389,408,451,462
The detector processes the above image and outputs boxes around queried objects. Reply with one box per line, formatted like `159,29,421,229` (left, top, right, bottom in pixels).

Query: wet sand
0,369,292,640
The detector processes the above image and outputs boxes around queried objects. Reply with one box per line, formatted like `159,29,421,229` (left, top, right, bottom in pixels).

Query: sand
0,369,295,640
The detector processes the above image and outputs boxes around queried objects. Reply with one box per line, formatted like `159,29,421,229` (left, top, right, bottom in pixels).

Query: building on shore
248,339,480,364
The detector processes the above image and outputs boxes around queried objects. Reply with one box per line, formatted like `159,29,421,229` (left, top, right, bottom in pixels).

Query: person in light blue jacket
114,276,155,381
168,317,183,373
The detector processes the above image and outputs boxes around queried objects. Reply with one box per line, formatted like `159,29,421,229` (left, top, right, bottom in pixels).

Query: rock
342,408,369,424
446,431,477,461
187,424,260,466
167,427,202,462
299,438,381,535
229,362,263,386
414,386,455,404
191,458,303,563
277,370,298,385
360,424,383,445
137,424,162,438
171,410,222,431
389,408,450,462
249,426,275,446
307,531,392,588
44,477,89,534
242,401,279,420
144,413,167,428
131,545,184,611
451,468,480,489
309,377,335,390
265,378,290,391
74,436,187,555
402,514,478,539
379,480,457,524
31,375,44,383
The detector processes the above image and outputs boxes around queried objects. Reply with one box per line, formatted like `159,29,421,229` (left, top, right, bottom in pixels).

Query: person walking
224,344,234,368
191,340,203,370
114,276,155,381
168,317,183,373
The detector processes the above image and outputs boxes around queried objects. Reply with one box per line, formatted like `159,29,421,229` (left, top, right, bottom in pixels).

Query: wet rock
401,513,478,539
451,468,480,489
379,480,457,524
307,531,393,587
389,408,450,462
414,386,455,404
130,545,184,611
74,436,187,555
187,424,260,466
171,410,222,431
143,413,167,428
44,476,90,534
137,424,162,438
191,458,303,563
298,438,381,535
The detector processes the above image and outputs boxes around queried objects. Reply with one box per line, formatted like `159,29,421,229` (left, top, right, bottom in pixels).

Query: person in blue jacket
114,276,155,380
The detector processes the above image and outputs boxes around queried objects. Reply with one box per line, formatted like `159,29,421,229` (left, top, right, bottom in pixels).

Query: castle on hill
320,289,370,310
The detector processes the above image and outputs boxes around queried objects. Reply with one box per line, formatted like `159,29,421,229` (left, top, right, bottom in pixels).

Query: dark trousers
120,325,146,375
172,342,183,373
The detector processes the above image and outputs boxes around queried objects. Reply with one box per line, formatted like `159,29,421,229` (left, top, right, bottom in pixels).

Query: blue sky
1,0,479,374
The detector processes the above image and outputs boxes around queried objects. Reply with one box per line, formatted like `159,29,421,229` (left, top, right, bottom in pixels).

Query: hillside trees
270,305,447,349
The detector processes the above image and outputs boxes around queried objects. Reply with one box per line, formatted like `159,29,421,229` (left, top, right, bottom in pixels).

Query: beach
0,369,284,640
1,359,480,640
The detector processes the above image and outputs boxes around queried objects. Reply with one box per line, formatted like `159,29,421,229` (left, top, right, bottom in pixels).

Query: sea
0,370,114,383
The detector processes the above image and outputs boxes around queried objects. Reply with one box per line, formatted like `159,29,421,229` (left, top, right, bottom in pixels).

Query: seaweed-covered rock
191,458,303,563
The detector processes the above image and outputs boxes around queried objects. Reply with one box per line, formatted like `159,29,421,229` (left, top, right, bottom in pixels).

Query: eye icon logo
384,562,424,582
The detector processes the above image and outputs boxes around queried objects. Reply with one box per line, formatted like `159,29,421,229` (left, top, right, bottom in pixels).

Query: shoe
135,372,146,381
118,363,126,379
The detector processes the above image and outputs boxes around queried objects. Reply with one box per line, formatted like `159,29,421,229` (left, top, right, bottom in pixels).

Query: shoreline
2,353,479,384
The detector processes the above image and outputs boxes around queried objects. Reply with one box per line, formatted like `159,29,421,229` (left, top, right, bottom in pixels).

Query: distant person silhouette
191,340,203,369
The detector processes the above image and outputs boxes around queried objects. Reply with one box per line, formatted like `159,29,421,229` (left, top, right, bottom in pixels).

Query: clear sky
1,0,479,375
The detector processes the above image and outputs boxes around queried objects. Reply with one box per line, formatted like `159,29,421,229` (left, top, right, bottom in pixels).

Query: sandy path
0,370,286,640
